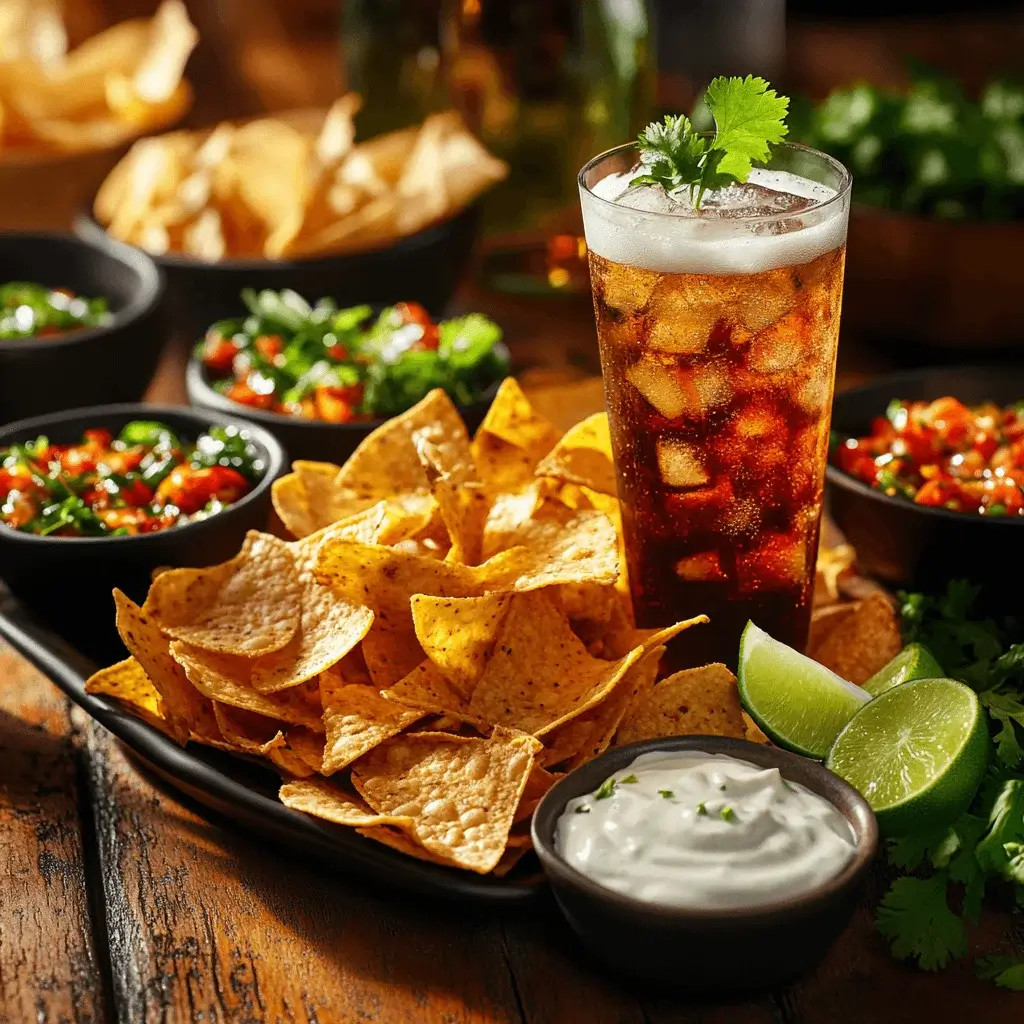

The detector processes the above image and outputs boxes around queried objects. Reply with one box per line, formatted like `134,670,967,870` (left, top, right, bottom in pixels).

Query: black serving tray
0,585,543,904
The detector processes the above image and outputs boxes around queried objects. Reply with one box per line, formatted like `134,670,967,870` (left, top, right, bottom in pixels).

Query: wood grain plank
82,720,532,1024
0,643,108,1024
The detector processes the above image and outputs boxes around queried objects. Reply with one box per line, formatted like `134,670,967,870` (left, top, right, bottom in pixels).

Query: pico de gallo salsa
834,396,1024,516
198,288,508,422
0,281,111,339
0,421,263,537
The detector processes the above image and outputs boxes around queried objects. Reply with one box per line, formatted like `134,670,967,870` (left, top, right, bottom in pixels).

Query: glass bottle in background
341,0,449,137
440,0,656,295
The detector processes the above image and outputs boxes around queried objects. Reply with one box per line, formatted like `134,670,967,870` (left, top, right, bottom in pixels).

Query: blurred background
6,0,1024,384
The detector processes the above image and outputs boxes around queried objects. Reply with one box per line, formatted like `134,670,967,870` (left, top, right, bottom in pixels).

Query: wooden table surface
2,286,1022,1023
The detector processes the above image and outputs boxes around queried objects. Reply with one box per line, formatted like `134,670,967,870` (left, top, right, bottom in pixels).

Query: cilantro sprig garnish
874,581,1024,987
631,75,790,208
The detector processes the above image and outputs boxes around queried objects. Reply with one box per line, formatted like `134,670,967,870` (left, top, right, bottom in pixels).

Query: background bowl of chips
531,735,877,995
77,201,482,348
76,101,507,341
0,0,197,232
0,403,285,663
827,366,1024,602
185,355,503,464
0,233,167,424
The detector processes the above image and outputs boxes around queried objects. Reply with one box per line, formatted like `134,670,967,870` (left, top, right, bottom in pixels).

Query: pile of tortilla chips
93,95,508,262
86,378,903,877
0,0,196,156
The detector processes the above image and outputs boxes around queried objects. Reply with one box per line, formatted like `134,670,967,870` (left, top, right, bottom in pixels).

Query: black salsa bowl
826,366,1024,605
0,233,166,425
74,204,480,343
0,404,286,663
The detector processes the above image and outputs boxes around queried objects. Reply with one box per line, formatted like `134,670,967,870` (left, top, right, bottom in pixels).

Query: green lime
826,677,990,836
862,643,944,697
737,621,871,759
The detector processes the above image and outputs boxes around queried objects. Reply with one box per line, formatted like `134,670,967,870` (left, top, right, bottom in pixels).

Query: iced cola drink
579,143,851,669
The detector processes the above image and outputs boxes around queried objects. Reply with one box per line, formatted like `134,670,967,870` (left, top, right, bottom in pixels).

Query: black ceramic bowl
0,404,285,663
0,234,165,425
75,204,480,342
531,736,877,995
186,356,502,463
827,366,1024,601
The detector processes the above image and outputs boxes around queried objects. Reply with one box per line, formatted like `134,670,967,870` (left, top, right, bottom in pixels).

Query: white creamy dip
555,751,857,910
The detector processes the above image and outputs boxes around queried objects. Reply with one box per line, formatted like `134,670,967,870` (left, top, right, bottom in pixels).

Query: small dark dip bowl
0,234,165,425
827,366,1024,603
531,736,877,996
75,205,479,343
186,358,502,463
0,404,285,664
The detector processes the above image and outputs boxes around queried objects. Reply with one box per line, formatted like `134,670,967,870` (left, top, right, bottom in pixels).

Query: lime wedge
826,677,990,836
737,621,871,759
862,643,944,697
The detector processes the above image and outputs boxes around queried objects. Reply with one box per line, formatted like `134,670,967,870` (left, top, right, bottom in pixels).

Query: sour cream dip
555,751,857,910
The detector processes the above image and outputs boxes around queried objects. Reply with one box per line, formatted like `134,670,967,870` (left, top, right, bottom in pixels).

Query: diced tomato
914,478,966,509
83,429,113,449
117,477,153,507
313,384,363,423
835,441,877,484
254,334,283,361
0,467,34,499
983,478,1024,514
2,492,38,529
326,344,349,361
225,381,275,410
57,446,99,475
102,445,147,475
154,465,249,515
923,397,974,447
202,331,238,374
393,301,432,326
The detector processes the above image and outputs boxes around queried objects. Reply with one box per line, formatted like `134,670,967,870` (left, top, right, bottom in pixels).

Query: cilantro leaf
875,874,969,971
705,75,790,183
976,955,1024,990
975,778,1024,880
631,76,790,207
979,688,1024,768
632,115,705,196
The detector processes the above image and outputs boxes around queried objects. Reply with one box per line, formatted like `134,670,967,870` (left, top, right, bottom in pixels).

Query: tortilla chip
513,765,560,824
209,703,316,778
316,540,480,622
542,644,664,769
491,844,533,878
416,435,488,564
742,711,770,745
465,591,676,737
350,727,540,873
410,593,510,698
809,592,902,684
815,543,857,607
479,480,552,559
480,509,619,593
84,655,166,732
283,727,327,773
250,534,374,693
361,621,425,689
615,663,747,746
321,673,422,774
807,602,858,656
382,660,485,725
332,388,475,514
355,825,451,865
271,461,350,538
112,590,208,744
147,532,302,657
535,412,617,496
169,641,324,730
280,779,416,830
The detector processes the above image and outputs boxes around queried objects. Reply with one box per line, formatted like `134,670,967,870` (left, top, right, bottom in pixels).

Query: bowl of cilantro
790,71,1024,350
185,289,509,462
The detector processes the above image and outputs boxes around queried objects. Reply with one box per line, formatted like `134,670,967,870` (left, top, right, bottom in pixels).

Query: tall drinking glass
579,143,852,670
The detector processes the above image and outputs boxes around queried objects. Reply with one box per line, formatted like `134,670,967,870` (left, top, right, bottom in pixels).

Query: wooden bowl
842,205,1024,352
